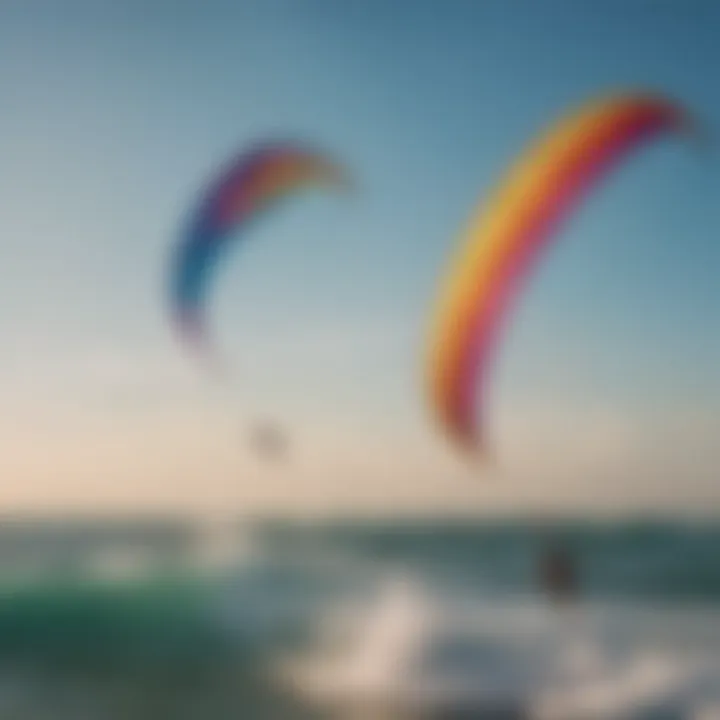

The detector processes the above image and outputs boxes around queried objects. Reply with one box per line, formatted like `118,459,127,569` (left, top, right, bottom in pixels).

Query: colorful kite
170,141,349,358
426,91,694,459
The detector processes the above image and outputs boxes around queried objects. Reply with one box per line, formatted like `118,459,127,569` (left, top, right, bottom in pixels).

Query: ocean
0,517,719,719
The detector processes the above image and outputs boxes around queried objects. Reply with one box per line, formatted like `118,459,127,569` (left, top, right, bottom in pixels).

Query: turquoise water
0,519,719,718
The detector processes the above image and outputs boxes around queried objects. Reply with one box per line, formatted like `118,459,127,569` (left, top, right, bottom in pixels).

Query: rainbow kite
426,91,693,459
170,141,349,355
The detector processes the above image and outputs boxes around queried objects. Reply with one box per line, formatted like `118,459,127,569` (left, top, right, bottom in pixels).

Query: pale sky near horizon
1,0,719,516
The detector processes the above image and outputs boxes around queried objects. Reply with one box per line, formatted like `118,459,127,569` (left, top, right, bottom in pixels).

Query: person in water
539,542,578,604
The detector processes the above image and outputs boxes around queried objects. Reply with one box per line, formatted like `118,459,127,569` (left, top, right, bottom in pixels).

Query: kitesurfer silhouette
539,541,578,604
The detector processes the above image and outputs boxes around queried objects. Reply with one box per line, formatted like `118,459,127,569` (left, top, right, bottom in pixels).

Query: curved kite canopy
426,91,692,459
170,141,349,352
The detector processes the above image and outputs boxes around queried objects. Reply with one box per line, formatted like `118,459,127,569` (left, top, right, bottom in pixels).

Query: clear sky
1,0,719,516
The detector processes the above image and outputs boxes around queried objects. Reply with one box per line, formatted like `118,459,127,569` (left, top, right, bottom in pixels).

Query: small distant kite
426,91,697,460
169,141,351,363
249,421,288,461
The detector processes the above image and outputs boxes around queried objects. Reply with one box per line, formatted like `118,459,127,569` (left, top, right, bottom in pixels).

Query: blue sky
0,0,718,515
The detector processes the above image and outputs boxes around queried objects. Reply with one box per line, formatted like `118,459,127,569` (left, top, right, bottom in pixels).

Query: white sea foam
275,571,720,718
